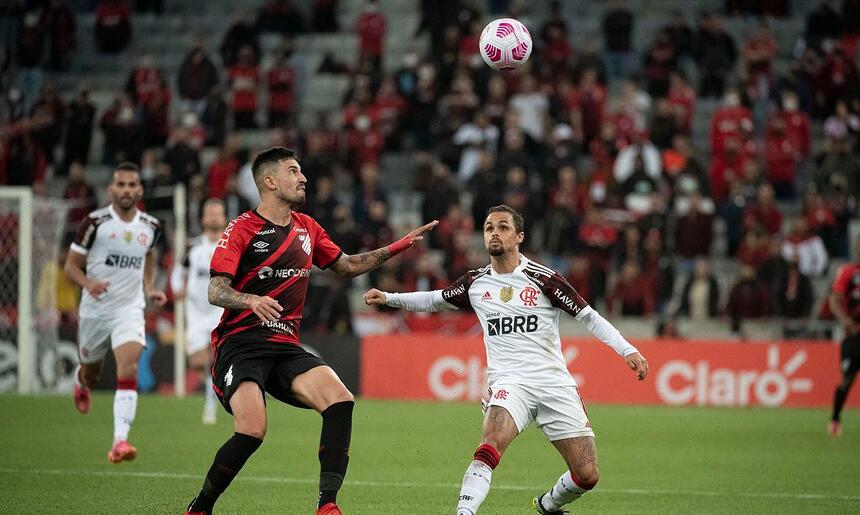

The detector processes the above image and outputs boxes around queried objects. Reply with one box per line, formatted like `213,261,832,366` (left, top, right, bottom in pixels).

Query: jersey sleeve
545,272,590,317
440,273,473,310
70,215,99,255
833,265,853,295
210,220,247,280
310,217,343,269
149,219,163,251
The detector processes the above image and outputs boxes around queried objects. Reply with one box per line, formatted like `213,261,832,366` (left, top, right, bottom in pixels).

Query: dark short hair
487,205,524,233
251,147,299,184
111,162,140,182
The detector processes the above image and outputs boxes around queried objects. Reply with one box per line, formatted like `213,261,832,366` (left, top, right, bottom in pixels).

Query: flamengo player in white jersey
364,205,649,515
171,198,227,425
64,163,167,463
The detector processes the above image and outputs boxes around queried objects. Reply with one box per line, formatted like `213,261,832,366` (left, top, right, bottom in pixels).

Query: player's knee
572,463,599,489
236,418,267,440
117,361,138,379
333,387,354,404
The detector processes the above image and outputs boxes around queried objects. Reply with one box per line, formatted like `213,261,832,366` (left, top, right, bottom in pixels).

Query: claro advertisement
360,336,860,409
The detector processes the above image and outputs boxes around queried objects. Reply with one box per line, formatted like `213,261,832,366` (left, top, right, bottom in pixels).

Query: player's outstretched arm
208,275,282,322
577,307,648,380
363,288,451,312
64,249,109,299
330,220,438,278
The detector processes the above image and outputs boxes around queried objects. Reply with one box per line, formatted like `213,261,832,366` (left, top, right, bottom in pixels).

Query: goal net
0,188,72,393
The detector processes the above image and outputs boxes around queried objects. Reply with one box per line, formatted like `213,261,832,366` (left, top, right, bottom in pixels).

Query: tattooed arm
328,220,439,278
208,275,282,322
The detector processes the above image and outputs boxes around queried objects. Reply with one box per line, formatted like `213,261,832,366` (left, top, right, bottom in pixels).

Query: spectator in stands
693,12,737,98
178,37,220,117
667,71,695,134
544,165,582,256
649,97,680,150
607,260,655,316
743,182,783,236
126,53,164,108
453,111,498,182
565,255,593,304
207,144,239,199
352,162,387,226
100,93,143,165
330,204,362,255
614,132,662,189
401,254,447,292
763,116,801,199
502,165,534,232
642,30,677,97
602,0,634,81
94,0,131,54
578,209,617,303
15,9,46,109
804,188,837,255
220,9,260,67
540,5,573,77
164,128,201,186
743,22,776,90
709,137,748,202
468,151,503,229
141,82,170,148
266,48,298,128
718,181,747,256
227,45,260,129
738,226,772,270
823,99,860,142
726,263,772,337
815,49,859,116
663,134,707,197
356,0,385,74
201,86,228,147
311,0,339,33
675,191,714,263
344,112,384,171
571,67,607,145
773,91,811,159
776,252,814,338
63,162,96,228
782,216,829,278
44,0,75,71
815,136,860,201
710,87,753,156
805,0,842,51
509,74,549,143
843,0,860,58
372,76,407,149
61,84,94,171
256,0,305,34
304,175,339,229
29,82,64,166
676,258,720,321
222,174,251,221
663,9,694,61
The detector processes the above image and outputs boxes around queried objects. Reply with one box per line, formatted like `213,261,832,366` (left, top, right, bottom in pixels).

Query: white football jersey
440,256,599,387
70,205,161,319
171,235,224,326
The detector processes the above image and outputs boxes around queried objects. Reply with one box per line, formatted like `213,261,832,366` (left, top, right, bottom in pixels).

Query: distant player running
184,147,436,515
170,198,228,425
364,205,648,515
64,163,167,463
828,236,860,437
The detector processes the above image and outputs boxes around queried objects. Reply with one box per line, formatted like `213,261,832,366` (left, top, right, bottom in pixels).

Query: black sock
191,432,263,512
317,401,354,508
832,386,848,422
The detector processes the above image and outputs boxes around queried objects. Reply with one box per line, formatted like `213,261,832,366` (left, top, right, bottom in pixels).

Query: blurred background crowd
2,0,859,341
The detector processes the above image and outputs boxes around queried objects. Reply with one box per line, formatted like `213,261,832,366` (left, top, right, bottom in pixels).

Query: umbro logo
482,291,492,301
253,241,269,249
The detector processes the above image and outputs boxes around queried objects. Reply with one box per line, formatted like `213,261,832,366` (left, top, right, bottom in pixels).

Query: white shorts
186,322,215,356
487,383,595,441
77,314,146,365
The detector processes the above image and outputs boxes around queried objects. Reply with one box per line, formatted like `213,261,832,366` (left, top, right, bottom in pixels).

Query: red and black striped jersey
209,209,342,346
833,263,860,322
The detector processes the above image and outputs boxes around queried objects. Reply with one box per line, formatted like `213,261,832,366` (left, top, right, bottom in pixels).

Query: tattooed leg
535,437,600,512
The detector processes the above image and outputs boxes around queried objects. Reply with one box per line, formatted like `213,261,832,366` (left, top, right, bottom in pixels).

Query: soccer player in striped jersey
184,147,437,515
170,198,227,425
364,205,649,515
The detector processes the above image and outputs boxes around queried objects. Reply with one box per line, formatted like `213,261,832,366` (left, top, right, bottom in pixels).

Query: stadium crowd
2,0,859,340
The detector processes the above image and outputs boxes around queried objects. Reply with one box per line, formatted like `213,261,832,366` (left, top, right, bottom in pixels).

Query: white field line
0,467,858,502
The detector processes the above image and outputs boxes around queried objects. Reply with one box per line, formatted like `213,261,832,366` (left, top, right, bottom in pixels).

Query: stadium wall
360,336,860,409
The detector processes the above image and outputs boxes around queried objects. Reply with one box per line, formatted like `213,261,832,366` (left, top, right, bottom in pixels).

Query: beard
488,244,505,256
277,189,306,209
115,196,137,209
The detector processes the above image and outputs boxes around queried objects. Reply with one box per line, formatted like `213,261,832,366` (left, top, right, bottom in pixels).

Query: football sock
318,400,354,508
204,374,217,412
540,470,596,511
832,385,848,422
191,432,263,512
113,378,137,443
456,444,500,515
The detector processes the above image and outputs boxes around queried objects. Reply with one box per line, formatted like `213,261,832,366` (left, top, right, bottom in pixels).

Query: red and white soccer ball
479,18,533,70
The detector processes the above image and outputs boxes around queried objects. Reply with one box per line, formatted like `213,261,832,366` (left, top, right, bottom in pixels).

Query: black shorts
211,335,327,415
841,333,860,375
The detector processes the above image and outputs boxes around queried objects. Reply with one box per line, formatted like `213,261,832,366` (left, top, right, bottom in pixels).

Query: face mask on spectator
783,96,798,111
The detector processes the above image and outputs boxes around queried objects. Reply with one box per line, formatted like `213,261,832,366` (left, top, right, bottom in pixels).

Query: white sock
541,471,589,511
204,374,217,410
457,460,493,515
113,388,138,443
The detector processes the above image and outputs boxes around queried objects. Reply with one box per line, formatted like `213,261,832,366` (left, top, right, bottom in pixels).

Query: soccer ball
479,18,533,70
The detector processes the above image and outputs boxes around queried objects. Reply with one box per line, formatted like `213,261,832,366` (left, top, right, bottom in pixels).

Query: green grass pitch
0,394,858,514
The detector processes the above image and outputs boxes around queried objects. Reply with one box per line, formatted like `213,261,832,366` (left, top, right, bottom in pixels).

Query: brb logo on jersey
487,315,538,336
105,254,143,269
519,287,539,306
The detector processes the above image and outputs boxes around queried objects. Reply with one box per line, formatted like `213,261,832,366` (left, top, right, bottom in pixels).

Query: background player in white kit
364,205,649,515
171,198,227,425
64,163,167,463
